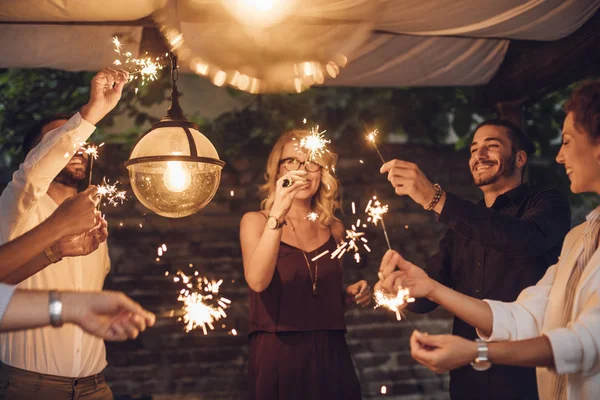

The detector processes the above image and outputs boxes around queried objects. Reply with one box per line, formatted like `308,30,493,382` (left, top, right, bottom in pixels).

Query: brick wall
92,142,478,400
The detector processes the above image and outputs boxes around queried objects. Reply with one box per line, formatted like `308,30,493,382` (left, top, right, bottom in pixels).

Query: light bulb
163,161,192,193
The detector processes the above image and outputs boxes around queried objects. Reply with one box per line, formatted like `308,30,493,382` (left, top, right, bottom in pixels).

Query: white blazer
480,219,600,400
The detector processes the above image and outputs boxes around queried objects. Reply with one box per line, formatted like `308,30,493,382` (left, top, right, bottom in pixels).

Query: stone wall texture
1,141,482,400
92,142,480,400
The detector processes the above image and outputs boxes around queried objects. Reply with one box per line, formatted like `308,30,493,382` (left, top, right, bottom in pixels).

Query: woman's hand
269,170,309,220
375,250,436,299
410,330,477,373
345,280,372,307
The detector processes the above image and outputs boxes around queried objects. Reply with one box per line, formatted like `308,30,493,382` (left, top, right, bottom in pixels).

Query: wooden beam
476,9,600,107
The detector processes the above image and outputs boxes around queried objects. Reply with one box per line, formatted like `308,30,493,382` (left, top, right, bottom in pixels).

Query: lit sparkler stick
366,129,386,165
311,250,330,262
331,225,371,263
97,178,128,208
366,196,392,250
112,36,165,91
172,271,231,334
296,126,331,163
80,142,104,186
374,286,416,327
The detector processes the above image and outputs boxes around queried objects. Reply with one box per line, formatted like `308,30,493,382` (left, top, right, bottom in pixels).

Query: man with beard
376,120,571,400
0,67,128,399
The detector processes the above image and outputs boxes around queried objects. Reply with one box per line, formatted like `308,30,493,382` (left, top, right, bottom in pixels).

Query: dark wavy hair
565,80,600,140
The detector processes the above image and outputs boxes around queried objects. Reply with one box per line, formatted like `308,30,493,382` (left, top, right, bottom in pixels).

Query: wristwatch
267,215,286,229
471,338,491,371
48,290,64,328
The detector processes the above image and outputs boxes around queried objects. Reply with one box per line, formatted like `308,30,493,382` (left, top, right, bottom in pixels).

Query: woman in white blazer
376,79,600,400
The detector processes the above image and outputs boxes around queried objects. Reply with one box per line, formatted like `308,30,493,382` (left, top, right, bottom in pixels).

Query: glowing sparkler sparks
331,224,371,263
374,287,415,321
172,271,231,335
366,196,392,250
97,178,128,207
81,142,104,160
366,129,386,164
306,212,319,222
112,36,165,90
297,126,331,162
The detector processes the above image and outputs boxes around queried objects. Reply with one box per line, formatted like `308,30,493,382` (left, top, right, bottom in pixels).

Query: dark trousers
0,362,113,400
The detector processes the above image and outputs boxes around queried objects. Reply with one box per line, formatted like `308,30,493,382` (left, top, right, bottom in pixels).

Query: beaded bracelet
425,184,443,211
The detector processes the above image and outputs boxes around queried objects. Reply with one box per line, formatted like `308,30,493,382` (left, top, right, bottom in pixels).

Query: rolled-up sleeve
477,264,557,341
0,283,16,323
0,113,96,242
544,291,600,375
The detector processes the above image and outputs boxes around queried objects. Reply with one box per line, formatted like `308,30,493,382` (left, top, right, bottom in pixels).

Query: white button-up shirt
480,210,600,400
0,113,110,378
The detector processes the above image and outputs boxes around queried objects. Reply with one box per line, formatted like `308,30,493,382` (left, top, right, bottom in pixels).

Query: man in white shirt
0,67,128,399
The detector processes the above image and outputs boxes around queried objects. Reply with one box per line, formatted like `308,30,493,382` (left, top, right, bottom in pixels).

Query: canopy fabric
0,0,598,89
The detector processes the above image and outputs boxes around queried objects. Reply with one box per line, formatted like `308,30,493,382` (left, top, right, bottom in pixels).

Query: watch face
472,358,491,371
267,217,277,229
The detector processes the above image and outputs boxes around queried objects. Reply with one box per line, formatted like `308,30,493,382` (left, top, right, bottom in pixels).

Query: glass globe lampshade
125,56,225,218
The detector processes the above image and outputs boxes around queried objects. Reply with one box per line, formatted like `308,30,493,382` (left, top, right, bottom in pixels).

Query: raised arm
0,68,128,241
241,171,308,292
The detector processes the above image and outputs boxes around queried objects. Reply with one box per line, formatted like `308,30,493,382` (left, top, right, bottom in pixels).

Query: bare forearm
488,336,555,368
2,253,54,285
428,281,494,336
244,228,283,292
0,220,61,281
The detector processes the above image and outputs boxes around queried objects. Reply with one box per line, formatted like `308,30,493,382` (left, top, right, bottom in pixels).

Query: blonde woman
240,130,371,400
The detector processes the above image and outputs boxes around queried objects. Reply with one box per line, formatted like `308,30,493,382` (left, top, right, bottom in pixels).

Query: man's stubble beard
473,152,516,187
53,167,87,189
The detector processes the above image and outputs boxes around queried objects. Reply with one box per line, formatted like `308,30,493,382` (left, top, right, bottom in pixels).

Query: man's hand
48,186,100,238
57,217,108,258
410,330,478,374
380,159,438,209
62,291,156,341
80,68,129,125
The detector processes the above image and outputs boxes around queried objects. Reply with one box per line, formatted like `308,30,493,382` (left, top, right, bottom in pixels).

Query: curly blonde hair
259,130,341,227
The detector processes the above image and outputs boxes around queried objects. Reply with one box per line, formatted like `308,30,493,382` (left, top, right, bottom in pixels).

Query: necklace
286,218,318,296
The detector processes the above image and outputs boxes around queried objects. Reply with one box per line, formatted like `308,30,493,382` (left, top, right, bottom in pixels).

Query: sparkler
172,271,231,335
296,126,331,163
366,196,392,250
306,212,319,222
79,142,104,186
374,286,416,326
112,36,165,91
97,178,127,208
331,224,371,263
366,129,386,165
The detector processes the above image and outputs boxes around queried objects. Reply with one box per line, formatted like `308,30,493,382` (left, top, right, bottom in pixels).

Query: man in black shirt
377,119,571,400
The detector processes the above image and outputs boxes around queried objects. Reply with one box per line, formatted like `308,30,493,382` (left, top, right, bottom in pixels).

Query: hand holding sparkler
269,171,309,221
376,249,436,299
380,159,445,212
80,67,129,126
49,186,100,237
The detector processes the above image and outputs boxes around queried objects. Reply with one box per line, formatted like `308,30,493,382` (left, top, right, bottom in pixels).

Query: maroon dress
248,235,362,400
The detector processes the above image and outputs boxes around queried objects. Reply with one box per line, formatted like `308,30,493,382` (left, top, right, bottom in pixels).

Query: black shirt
408,184,571,400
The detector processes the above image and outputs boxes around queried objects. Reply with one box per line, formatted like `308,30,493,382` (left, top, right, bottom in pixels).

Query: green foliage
0,67,169,174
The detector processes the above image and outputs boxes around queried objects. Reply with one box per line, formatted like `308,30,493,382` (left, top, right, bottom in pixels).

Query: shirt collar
586,206,600,223
482,183,531,210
